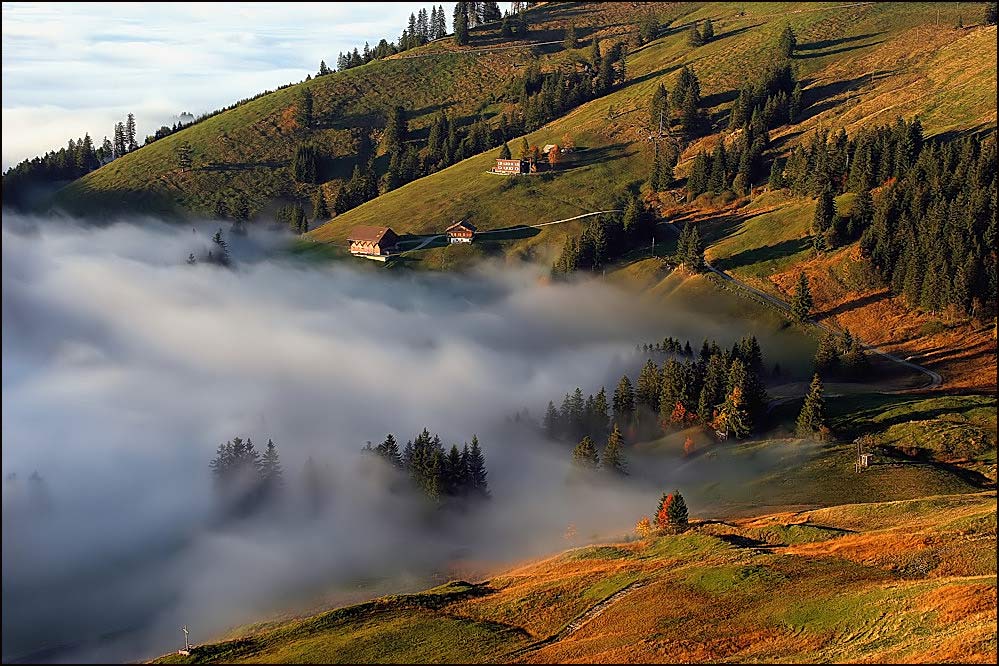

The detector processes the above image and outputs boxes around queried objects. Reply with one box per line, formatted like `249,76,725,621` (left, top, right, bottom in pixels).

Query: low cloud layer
2,214,815,663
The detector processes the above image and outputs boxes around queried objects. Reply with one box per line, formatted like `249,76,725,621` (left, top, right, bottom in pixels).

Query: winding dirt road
656,219,943,390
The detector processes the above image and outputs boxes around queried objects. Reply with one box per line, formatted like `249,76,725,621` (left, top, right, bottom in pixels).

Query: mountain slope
303,3,996,390
50,2,667,219
308,1,994,246
154,491,997,664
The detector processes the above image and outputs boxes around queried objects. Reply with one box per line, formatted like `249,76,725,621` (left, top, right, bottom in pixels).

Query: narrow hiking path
702,255,943,389
395,209,623,255
499,579,650,663
656,219,943,391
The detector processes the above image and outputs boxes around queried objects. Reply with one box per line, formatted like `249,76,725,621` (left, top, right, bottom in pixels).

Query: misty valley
3,215,842,663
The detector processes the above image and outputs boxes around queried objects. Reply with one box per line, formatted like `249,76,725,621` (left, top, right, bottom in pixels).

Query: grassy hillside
300,5,996,394
51,2,672,219
154,491,997,663
308,2,994,245
50,3,998,393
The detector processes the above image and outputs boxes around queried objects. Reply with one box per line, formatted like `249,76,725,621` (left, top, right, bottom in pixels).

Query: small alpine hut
494,158,530,175
348,225,399,260
446,220,477,244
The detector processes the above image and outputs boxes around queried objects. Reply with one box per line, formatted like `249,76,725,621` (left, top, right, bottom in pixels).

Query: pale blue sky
1,2,471,169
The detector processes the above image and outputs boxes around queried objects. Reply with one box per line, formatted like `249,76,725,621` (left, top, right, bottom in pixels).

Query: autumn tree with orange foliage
655,490,689,532
711,385,750,439
670,401,691,427
547,145,561,169
635,516,653,539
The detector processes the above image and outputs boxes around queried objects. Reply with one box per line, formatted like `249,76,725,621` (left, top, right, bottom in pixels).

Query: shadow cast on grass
714,237,812,272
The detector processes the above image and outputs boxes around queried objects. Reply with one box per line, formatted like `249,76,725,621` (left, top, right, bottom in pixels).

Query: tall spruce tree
701,18,714,42
465,435,489,497
778,25,797,58
312,189,330,221
563,24,577,50
260,439,284,499
454,9,469,45
636,358,662,412
572,436,599,469
601,424,627,474
796,373,828,438
543,401,560,439
113,121,126,158
297,88,314,131
375,434,402,467
814,332,841,373
666,490,689,530
655,490,689,531
125,113,138,152
591,387,611,438
790,272,813,322
613,374,636,426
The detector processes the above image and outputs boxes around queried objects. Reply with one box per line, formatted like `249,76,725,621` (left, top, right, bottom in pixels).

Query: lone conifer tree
498,142,512,160
297,88,313,131
543,401,560,439
375,433,402,467
687,22,704,47
796,373,828,438
465,435,489,497
589,36,601,70
454,10,469,45
572,436,599,469
563,24,577,50
260,439,284,498
768,159,785,190
211,229,230,266
701,18,714,42
666,491,689,530
778,25,797,58
125,113,138,152
601,424,627,475
790,272,813,322
812,186,835,248
613,374,635,426
677,222,704,270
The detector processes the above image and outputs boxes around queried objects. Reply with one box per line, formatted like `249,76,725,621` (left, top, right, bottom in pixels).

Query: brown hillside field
770,247,998,393
155,493,997,664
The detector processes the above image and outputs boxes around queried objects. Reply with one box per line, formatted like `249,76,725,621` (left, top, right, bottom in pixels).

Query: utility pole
182,625,191,652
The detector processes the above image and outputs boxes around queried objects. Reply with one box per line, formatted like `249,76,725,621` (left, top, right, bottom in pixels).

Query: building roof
347,226,396,244
446,220,477,233
543,144,558,152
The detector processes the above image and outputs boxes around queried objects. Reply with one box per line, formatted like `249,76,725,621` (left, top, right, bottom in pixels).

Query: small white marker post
181,625,191,654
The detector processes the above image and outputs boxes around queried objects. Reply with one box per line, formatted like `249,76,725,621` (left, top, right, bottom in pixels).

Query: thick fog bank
2,214,814,663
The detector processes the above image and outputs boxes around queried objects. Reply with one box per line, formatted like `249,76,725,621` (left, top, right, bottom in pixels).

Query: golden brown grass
769,246,998,392
155,492,997,664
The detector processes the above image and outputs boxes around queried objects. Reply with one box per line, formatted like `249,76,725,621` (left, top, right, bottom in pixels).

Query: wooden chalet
446,220,477,244
348,226,399,258
494,158,530,175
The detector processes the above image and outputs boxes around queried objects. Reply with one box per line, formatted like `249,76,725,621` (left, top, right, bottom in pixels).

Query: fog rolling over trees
2,214,814,663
